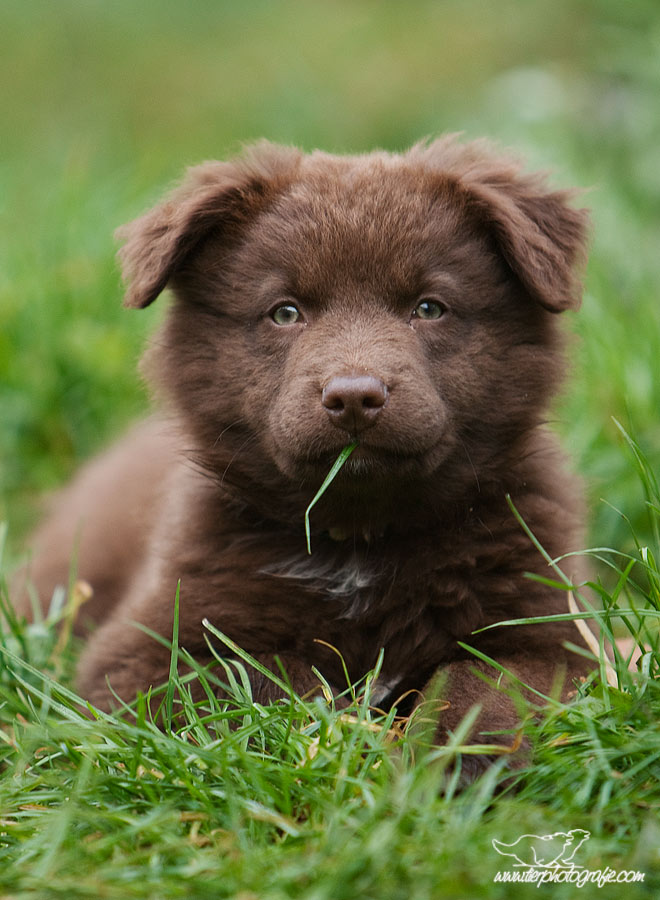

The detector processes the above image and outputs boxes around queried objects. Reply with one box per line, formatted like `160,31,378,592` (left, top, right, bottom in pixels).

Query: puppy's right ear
117,144,301,308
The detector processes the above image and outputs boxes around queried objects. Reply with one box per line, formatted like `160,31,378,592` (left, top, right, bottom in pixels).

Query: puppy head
117,137,589,524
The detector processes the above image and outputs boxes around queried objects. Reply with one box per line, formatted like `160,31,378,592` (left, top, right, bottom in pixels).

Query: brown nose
321,374,389,433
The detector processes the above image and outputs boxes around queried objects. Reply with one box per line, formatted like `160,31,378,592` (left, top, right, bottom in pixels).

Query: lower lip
317,445,415,472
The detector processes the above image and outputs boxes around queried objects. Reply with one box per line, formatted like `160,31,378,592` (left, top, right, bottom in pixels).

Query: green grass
1,0,660,895
2,447,660,897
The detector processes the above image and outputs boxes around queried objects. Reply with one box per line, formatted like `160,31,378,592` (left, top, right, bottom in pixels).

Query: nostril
362,388,387,409
322,392,345,411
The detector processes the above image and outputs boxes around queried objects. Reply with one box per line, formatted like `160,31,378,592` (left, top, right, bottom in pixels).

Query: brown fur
17,137,592,766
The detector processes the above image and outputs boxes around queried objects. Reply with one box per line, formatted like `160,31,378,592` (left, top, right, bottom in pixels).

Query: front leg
77,613,189,712
76,615,339,713
422,637,589,779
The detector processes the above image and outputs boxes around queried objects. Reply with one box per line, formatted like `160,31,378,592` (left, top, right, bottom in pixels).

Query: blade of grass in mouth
304,442,358,554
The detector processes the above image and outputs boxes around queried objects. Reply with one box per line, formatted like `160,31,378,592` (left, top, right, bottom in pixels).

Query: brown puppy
19,137,591,761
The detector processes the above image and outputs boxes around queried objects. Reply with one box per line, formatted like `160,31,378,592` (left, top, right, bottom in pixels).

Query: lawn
1,1,660,896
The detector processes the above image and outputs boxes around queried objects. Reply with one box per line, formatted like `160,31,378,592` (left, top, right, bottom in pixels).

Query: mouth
304,441,427,479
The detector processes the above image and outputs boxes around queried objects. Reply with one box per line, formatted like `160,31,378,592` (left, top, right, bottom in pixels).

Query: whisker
213,419,245,451
458,436,481,493
219,432,259,487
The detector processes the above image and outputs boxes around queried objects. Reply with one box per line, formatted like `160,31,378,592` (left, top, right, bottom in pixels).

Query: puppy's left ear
117,143,302,309
465,171,590,313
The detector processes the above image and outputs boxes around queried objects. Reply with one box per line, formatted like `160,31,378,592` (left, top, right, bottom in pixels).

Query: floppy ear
116,143,302,308
413,137,590,312
464,173,590,312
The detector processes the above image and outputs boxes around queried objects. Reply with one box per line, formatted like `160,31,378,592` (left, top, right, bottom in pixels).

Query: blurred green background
1,0,659,557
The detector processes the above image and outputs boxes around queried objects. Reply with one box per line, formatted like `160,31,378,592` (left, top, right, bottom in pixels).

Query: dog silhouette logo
492,829,591,868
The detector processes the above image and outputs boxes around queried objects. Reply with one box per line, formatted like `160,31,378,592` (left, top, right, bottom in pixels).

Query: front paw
413,662,531,785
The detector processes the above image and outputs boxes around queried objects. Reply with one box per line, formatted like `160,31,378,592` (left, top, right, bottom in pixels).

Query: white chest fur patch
261,550,386,618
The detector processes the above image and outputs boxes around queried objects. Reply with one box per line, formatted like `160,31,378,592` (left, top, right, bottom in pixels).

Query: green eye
414,299,445,320
271,303,302,326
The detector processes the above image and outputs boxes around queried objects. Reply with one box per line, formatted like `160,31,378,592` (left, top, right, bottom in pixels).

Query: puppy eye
271,303,302,326
413,299,445,320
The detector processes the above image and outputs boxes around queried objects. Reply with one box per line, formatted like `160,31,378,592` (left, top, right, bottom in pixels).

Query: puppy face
224,170,544,481
117,139,588,523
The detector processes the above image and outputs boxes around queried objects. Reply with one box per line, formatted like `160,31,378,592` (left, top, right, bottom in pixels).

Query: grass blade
164,580,181,731
304,442,357,554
